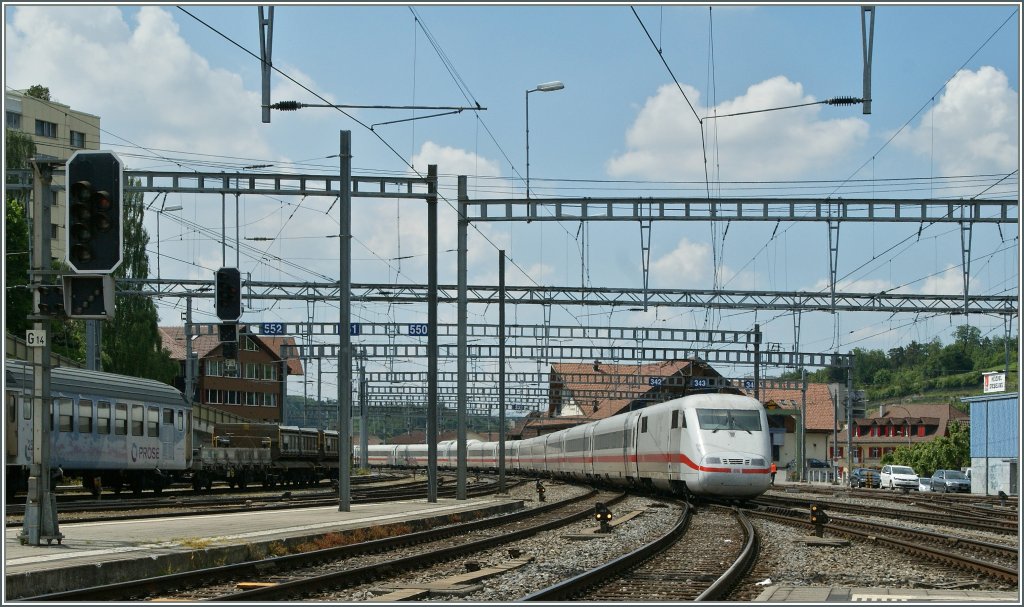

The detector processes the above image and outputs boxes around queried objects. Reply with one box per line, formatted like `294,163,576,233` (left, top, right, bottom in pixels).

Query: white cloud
353,141,507,283
607,77,869,181
896,67,1019,178
651,238,711,286
5,6,275,163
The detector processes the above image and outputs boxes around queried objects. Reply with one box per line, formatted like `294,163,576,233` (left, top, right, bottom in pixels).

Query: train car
5,359,192,498
364,392,771,501
198,423,338,489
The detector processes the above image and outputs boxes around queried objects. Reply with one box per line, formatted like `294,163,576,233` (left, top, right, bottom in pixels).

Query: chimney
878,404,885,418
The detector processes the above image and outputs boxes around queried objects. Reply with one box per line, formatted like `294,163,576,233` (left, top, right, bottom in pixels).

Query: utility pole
20,158,63,546
338,130,352,512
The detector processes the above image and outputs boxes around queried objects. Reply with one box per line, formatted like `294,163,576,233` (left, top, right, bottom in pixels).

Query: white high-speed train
362,392,772,499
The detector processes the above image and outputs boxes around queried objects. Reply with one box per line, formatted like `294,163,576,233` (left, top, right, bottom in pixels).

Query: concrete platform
755,586,1020,602
3,496,523,600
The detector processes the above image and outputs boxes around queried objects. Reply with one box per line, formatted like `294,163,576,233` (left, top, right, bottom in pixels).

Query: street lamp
156,201,183,281
526,81,565,202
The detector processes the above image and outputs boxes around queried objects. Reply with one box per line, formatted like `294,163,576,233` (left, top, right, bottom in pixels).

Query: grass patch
177,537,214,549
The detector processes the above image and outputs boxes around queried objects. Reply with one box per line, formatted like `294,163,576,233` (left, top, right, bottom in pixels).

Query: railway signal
215,267,242,321
62,275,115,320
65,151,124,274
809,503,830,537
33,285,66,317
219,322,238,360
594,502,613,533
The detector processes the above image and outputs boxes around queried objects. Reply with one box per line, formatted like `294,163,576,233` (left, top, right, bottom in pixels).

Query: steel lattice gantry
118,279,1016,315
456,180,1018,314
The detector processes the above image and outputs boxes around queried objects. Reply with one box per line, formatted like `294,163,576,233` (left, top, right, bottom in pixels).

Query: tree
5,128,88,361
5,129,34,336
878,420,970,478
25,85,51,101
101,177,178,384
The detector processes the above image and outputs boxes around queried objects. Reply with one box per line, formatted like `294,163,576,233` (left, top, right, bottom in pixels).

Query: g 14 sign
983,372,1006,394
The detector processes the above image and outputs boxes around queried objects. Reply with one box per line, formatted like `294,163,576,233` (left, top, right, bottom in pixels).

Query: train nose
698,455,771,495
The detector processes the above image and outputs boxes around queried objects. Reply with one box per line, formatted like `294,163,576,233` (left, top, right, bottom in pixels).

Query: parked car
918,477,933,492
784,458,830,469
850,468,880,488
880,464,919,490
931,469,971,493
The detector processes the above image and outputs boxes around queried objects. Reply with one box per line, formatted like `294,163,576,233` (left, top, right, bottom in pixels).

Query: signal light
809,503,830,536
34,285,66,317
65,151,123,273
62,275,115,320
215,267,242,321
594,502,613,533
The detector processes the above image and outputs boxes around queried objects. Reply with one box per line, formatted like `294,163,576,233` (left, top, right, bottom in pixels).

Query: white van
880,464,919,490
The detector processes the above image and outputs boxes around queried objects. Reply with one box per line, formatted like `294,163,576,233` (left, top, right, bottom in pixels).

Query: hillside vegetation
783,325,1018,405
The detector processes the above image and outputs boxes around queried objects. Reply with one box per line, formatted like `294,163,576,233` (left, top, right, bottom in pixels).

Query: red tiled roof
550,360,696,421
760,383,839,432
159,326,304,376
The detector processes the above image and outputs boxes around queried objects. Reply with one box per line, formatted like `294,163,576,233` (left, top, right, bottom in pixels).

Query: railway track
6,476,505,527
754,494,1018,535
743,506,1018,586
21,489,620,601
520,503,757,601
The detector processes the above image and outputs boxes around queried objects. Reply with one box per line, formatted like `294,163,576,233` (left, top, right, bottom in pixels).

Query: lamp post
526,81,565,202
156,202,183,281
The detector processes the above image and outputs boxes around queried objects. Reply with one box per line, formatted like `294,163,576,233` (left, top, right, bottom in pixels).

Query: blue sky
4,3,1020,400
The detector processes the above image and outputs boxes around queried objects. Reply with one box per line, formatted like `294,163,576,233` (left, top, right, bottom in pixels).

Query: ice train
363,392,773,499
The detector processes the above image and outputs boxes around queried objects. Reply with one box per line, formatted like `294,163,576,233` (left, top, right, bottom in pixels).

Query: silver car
931,469,971,493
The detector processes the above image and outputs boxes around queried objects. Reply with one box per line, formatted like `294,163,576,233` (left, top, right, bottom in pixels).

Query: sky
3,2,1021,408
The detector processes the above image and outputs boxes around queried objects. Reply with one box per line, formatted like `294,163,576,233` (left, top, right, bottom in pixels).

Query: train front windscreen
694,409,763,433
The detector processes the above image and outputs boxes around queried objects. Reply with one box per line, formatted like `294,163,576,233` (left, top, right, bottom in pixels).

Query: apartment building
5,89,101,264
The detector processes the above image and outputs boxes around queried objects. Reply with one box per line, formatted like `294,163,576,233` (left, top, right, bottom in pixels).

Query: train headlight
751,458,765,467
706,457,721,464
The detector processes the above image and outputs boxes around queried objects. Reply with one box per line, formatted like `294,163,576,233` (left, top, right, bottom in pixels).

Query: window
869,447,881,458
78,399,93,433
51,224,59,238
131,404,144,436
147,407,159,437
58,398,73,432
262,364,277,380
177,410,184,431
115,403,128,435
695,408,763,432
69,130,85,148
641,417,648,433
245,363,258,379
35,119,57,138
97,402,111,435
206,359,223,377
205,389,222,404
243,337,259,351
671,410,679,429
6,111,21,129
227,391,240,405
163,408,174,425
